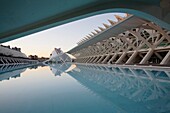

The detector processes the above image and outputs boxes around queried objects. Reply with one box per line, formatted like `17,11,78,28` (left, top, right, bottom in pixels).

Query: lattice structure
0,56,38,65
69,15,170,65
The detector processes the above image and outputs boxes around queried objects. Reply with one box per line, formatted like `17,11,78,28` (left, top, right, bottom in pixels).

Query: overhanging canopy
0,0,170,43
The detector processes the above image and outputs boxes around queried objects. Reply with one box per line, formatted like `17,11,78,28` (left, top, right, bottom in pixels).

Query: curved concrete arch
0,0,169,43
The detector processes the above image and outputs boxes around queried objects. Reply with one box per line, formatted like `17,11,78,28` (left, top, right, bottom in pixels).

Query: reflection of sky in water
0,64,170,113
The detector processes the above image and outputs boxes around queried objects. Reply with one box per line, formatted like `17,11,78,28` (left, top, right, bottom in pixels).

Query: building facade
0,45,38,65
68,15,170,66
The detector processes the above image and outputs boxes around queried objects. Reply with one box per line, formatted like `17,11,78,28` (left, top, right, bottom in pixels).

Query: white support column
11,58,16,64
87,57,93,63
90,56,97,63
5,58,8,64
140,49,154,64
147,22,170,42
91,57,97,63
130,30,154,49
119,36,136,50
102,55,111,64
115,52,127,64
89,56,95,63
88,57,95,63
108,53,117,63
85,58,89,63
126,51,138,64
97,55,105,63
0,58,5,64
160,50,170,65
93,56,101,63
154,36,165,47
85,57,90,62
154,52,163,60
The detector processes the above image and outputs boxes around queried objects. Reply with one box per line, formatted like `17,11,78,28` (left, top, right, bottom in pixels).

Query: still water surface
0,64,170,113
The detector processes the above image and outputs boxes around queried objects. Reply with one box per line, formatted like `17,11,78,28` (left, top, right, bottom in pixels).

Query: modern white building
48,48,76,63
68,14,170,66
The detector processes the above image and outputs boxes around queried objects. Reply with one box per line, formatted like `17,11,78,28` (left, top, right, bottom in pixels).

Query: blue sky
3,13,126,57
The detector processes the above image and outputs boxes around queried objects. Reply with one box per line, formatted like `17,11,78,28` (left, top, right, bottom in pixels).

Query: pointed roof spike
82,38,86,41
108,19,116,25
86,35,91,39
89,34,93,37
98,26,105,31
80,39,84,42
82,39,86,42
87,36,90,39
91,32,96,35
84,37,89,40
94,29,100,33
103,23,110,28
114,15,124,21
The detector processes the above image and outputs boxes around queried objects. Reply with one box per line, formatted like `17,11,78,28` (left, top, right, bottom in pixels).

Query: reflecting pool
0,64,170,113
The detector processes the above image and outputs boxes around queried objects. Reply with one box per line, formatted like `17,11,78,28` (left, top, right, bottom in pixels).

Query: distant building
0,45,27,58
0,45,38,64
47,48,76,63
28,55,38,60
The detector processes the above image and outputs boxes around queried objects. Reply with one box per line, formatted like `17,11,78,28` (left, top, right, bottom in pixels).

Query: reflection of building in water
49,64,78,76
0,45,38,65
0,65,26,81
28,65,39,69
0,64,39,82
67,64,170,113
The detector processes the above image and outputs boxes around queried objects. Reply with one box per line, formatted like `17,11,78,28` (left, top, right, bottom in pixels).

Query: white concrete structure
49,64,78,76
68,14,170,66
0,45,38,65
48,48,76,63
0,46,27,58
0,65,26,81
